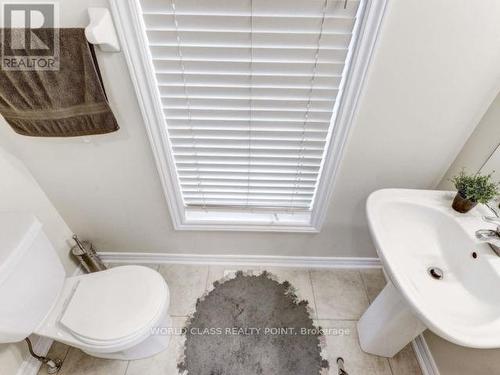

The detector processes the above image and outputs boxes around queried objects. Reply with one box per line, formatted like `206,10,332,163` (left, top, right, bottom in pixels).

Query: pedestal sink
358,189,500,357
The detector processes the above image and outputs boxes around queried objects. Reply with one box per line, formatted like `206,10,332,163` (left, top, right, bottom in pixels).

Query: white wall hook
85,8,121,52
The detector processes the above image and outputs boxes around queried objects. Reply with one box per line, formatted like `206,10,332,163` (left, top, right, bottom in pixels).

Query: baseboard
98,251,382,268
412,334,441,375
17,267,82,375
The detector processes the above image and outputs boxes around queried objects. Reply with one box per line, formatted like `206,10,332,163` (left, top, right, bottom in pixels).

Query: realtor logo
1,2,60,70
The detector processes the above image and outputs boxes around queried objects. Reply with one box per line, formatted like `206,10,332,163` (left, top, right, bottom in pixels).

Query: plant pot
452,191,477,213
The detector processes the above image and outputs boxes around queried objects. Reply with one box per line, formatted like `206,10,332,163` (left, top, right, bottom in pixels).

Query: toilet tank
0,213,66,343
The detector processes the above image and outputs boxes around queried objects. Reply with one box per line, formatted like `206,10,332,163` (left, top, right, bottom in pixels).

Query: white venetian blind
138,0,362,210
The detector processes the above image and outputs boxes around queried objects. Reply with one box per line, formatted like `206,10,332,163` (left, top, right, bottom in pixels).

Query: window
111,0,386,231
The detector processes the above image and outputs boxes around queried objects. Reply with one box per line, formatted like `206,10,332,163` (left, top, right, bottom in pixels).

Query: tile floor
38,264,422,375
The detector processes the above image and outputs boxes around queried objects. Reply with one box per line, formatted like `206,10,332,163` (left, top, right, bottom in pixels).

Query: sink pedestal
357,281,426,357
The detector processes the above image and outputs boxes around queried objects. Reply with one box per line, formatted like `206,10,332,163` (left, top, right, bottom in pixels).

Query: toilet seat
59,266,168,346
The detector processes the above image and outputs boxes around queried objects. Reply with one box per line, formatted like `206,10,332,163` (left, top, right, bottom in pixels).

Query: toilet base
83,314,173,360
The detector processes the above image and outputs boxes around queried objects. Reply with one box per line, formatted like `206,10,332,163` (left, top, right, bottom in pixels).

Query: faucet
476,216,500,256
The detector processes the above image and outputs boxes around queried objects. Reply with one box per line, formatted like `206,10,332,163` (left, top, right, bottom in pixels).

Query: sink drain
427,267,443,280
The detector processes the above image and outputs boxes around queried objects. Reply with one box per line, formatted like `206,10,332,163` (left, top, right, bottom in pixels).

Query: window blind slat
165,107,333,116
173,147,323,157
178,171,319,180
157,74,341,88
162,98,334,111
153,60,345,76
175,155,320,165
167,122,329,133
147,31,351,49
150,46,348,63
171,139,325,149
159,86,338,100
183,199,311,208
168,129,326,141
177,165,319,173
153,56,345,65
181,183,316,191
165,110,332,122
143,15,355,34
182,185,314,193
141,0,361,18
180,179,316,188
169,127,328,134
184,193,312,202
165,116,330,123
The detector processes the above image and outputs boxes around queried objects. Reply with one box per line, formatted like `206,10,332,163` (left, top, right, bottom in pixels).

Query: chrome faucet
476,216,500,256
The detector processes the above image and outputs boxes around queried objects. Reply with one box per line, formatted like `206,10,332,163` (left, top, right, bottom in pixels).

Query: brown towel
0,28,119,137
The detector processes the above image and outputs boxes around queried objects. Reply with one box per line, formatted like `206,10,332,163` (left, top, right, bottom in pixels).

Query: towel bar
85,8,120,52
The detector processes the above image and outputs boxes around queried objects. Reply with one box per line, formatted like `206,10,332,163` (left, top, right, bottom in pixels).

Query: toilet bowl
0,213,171,360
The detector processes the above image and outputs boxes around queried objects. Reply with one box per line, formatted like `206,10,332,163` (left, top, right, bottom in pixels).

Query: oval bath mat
178,271,329,375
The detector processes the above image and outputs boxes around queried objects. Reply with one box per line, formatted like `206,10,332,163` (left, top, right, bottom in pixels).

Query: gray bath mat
178,271,329,375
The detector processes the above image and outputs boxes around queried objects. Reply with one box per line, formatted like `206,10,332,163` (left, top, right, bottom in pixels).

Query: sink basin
358,189,500,357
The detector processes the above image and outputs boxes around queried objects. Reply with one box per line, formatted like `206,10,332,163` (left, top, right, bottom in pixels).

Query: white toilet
0,213,171,360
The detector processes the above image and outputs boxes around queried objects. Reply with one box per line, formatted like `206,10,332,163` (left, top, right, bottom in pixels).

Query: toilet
0,213,171,360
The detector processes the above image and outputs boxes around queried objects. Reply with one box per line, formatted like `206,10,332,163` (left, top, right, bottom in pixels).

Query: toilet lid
60,266,168,343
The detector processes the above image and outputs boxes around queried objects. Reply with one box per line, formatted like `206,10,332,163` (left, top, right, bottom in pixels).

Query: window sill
178,208,319,233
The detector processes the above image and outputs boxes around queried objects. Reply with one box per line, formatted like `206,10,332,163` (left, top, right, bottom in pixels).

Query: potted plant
450,170,499,213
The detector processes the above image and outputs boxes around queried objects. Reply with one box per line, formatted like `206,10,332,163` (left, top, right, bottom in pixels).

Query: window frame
110,0,388,232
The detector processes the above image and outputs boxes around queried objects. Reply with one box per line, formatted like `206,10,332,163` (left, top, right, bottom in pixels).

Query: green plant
451,170,499,204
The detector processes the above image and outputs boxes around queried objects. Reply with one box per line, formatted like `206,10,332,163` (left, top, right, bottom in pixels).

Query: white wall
0,147,77,375
439,91,500,190
482,145,500,184
2,0,500,259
